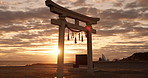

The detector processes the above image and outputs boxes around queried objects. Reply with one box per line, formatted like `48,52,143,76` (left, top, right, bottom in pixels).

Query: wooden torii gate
45,0,100,78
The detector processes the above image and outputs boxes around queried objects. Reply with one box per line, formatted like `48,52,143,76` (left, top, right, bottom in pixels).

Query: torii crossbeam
45,0,100,78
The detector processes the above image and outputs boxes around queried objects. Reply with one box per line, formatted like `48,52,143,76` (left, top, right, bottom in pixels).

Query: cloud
0,1,8,5
13,29,58,39
142,13,148,20
97,29,131,36
0,48,26,53
73,0,86,6
0,26,30,32
96,20,122,29
14,33,42,39
92,0,118,3
0,6,59,50
125,0,148,8
0,5,9,10
97,44,148,60
0,28,58,48
69,6,147,38
115,41,147,44
56,0,71,5
100,9,141,20
0,7,53,25
113,0,125,7
74,7,99,17
0,38,30,45
133,27,148,37
0,53,56,61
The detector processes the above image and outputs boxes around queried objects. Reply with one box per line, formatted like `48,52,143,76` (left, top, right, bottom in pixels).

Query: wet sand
0,62,148,78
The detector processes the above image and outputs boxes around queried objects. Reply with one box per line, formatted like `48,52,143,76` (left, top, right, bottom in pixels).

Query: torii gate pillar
86,24,93,74
57,15,66,78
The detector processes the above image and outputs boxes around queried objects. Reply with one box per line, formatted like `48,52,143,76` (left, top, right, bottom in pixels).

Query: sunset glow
0,0,147,62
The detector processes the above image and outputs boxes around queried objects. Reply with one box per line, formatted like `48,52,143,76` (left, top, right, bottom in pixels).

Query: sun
38,47,60,55
39,46,75,56
50,48,60,55
45,47,60,55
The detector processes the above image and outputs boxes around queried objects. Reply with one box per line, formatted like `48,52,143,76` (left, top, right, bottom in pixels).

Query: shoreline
0,62,148,78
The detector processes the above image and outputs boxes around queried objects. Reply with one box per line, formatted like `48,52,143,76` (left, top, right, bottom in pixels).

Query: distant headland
121,52,148,62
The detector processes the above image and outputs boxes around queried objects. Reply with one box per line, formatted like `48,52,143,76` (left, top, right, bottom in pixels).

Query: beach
0,62,148,78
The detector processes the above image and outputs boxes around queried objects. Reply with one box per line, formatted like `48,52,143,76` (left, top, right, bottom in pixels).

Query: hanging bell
67,30,70,40
75,37,77,44
81,34,83,42
67,33,70,40
79,32,81,41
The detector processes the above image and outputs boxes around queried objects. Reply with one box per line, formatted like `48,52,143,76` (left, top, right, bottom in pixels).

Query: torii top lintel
45,0,100,24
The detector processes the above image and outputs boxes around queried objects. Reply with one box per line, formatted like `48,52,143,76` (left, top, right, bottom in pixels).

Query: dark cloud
74,7,88,15
0,28,58,48
74,7,99,17
73,0,86,6
112,21,140,29
94,8,147,37
96,20,122,29
0,7,53,25
87,8,98,16
103,45,148,50
100,9,141,20
138,7,148,12
115,41,147,44
0,26,30,32
0,5,9,9
125,0,148,8
133,27,148,36
121,21,141,28
56,0,88,7
0,38,30,45
133,27,148,32
38,29,58,36
97,44,148,60
14,33,42,39
0,20,55,33
14,29,57,39
56,0,69,5
0,48,26,53
122,27,148,39
73,7,147,38
97,29,131,36
142,13,148,20
113,0,124,7
125,1,137,8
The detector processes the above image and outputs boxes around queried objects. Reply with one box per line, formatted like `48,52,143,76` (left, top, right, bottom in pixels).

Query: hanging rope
74,33,77,44
66,25,85,43
66,25,82,32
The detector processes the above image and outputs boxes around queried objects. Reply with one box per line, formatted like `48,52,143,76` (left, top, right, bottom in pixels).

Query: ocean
0,61,50,66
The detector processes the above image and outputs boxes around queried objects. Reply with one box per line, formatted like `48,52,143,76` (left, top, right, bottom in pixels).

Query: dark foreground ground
0,62,148,78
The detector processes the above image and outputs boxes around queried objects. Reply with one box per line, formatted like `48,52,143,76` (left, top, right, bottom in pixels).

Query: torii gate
45,0,100,78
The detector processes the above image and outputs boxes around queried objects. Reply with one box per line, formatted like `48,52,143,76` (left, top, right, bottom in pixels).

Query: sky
0,0,147,63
